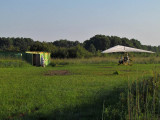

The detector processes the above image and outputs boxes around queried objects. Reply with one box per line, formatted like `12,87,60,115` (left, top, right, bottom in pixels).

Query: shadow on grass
14,87,127,120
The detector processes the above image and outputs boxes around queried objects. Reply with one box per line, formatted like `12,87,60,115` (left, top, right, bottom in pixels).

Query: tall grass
127,72,160,119
50,56,160,66
103,72,160,120
0,58,30,68
50,57,118,66
133,57,160,64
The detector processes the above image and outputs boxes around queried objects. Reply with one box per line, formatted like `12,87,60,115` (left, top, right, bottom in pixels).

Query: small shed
24,51,51,66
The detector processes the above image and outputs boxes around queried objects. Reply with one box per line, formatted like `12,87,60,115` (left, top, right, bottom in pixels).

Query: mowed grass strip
0,63,159,119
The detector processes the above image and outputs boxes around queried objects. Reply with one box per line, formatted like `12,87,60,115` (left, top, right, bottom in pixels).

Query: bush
52,45,93,58
113,71,120,75
50,62,56,67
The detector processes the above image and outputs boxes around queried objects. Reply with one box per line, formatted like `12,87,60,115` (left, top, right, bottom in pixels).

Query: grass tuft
113,71,120,75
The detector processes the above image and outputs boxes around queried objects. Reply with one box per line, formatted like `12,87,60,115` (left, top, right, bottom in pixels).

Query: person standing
41,55,45,67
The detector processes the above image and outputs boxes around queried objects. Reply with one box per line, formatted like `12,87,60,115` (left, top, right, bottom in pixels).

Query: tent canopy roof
102,45,155,53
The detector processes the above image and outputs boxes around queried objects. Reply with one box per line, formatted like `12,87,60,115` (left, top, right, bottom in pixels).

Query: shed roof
25,51,50,54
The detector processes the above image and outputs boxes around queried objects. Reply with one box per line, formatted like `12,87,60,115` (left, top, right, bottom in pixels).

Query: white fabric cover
102,45,155,53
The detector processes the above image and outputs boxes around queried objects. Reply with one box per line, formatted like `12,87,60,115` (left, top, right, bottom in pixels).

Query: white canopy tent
102,45,155,54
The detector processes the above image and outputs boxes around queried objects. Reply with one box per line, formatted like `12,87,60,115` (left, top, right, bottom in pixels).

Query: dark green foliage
104,106,122,120
130,39,142,49
68,45,92,58
50,62,56,67
88,44,96,54
0,37,34,51
83,35,110,51
53,39,80,48
52,45,92,58
30,41,56,53
113,71,120,75
109,36,122,47
121,37,134,47
52,47,68,58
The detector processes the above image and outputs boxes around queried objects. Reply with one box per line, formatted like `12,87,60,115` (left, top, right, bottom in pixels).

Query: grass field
0,58,160,119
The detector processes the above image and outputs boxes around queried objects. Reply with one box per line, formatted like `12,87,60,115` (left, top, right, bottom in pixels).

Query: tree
88,44,96,54
130,39,142,48
109,36,122,47
158,46,160,52
68,45,92,58
53,39,80,48
121,38,133,47
84,35,110,51
0,37,33,51
30,41,56,53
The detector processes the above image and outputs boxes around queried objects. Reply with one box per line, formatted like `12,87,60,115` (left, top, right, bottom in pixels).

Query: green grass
51,56,160,66
0,60,160,119
0,58,31,68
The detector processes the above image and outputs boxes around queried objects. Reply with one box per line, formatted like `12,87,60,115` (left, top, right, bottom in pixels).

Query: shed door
33,54,40,66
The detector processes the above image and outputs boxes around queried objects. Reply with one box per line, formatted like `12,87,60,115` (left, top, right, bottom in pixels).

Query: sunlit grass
0,56,160,119
51,56,160,65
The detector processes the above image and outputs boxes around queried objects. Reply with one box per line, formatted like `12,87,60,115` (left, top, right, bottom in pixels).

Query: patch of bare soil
44,70,70,76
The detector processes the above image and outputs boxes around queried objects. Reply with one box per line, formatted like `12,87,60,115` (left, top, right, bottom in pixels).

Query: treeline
83,35,160,52
0,37,33,51
0,35,160,58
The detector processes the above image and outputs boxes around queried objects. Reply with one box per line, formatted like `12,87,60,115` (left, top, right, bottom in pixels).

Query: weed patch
103,72,160,120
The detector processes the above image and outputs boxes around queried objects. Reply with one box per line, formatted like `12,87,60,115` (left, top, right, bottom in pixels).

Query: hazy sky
0,0,160,46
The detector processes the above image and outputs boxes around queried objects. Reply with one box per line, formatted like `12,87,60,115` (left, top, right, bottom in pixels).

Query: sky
0,0,160,46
